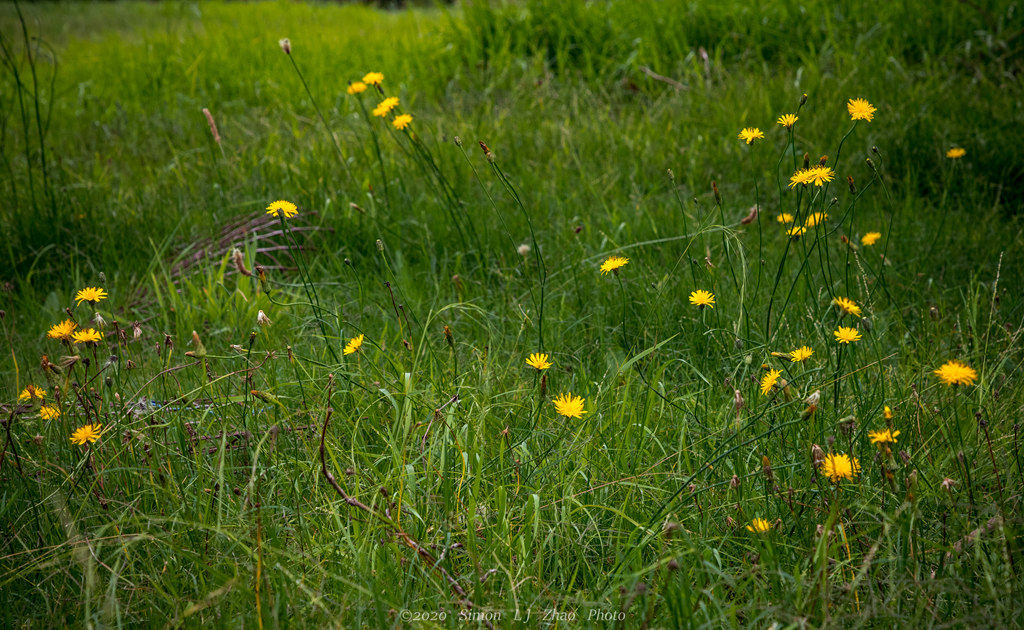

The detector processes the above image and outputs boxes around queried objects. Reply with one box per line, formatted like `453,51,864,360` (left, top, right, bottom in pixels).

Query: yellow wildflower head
820,452,860,482
18,384,46,402
75,287,108,306
776,213,794,224
392,114,413,130
946,147,966,159
788,169,814,188
689,290,715,309
776,114,798,129
832,296,862,317
746,518,772,533
933,360,977,387
372,96,400,117
599,256,629,275
833,326,861,344
868,428,899,446
787,226,806,238
738,127,765,145
72,328,103,345
552,392,587,419
806,166,836,186
266,200,298,218
789,346,813,363
40,405,61,421
861,232,881,246
347,81,367,95
362,72,384,86
804,212,829,227
70,423,103,446
526,353,552,370
47,318,78,340
847,98,877,122
760,369,783,396
343,334,365,356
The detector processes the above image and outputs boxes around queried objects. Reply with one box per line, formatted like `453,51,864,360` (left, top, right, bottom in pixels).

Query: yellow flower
746,518,772,533
266,200,298,218
760,369,782,396
689,289,715,309
40,405,61,420
526,353,552,370
343,334,365,356
552,392,587,419
806,166,836,187
47,319,78,340
789,346,813,363
776,213,794,224
392,114,413,130
832,296,862,317
72,328,103,345
833,326,861,344
362,72,384,86
738,127,765,145
372,96,400,117
776,114,798,129
804,212,829,227
74,287,108,306
868,428,900,445
820,452,860,482
347,81,367,95
599,256,629,275
70,423,103,446
787,226,806,238
861,232,882,246
788,168,814,188
847,98,877,122
933,360,977,386
946,147,966,159
884,405,893,420
18,385,46,402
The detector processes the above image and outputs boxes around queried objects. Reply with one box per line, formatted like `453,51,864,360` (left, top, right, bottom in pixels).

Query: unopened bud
279,38,291,55
847,175,856,194
454,136,462,147
712,180,722,205
866,158,876,171
799,93,808,106
802,152,810,170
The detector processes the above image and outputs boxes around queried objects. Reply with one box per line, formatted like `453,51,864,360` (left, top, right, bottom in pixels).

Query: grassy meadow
2,0,1024,627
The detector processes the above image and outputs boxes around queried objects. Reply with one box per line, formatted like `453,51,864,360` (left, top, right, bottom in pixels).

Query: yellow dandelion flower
804,212,830,227
789,346,813,363
72,328,103,345
40,405,61,420
788,169,814,188
362,72,384,86
599,256,629,275
74,287,108,306
832,296,862,317
18,385,46,402
392,114,413,130
806,165,836,187
343,334,365,356
868,428,899,445
746,518,772,533
847,98,877,122
820,452,860,482
760,369,782,396
266,200,298,218
776,213,794,224
834,326,861,344
47,318,78,340
347,81,367,95
372,96,400,117
787,226,807,238
946,147,966,159
689,289,715,309
552,392,587,419
884,405,893,420
933,360,977,387
70,423,103,446
861,232,882,246
776,114,798,129
526,353,552,370
738,127,765,145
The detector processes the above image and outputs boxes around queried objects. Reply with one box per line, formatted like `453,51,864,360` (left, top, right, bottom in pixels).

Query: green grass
2,0,1023,627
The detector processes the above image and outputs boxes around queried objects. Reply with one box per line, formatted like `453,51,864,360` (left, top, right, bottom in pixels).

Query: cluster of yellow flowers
347,71,414,131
